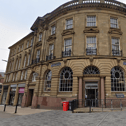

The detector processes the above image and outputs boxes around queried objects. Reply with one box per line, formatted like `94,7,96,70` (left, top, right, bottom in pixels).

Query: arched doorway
83,66,100,107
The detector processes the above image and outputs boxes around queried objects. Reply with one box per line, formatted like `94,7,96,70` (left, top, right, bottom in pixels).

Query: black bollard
15,104,18,113
3,104,6,112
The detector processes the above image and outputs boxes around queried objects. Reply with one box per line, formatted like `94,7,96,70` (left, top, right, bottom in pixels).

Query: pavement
0,106,126,126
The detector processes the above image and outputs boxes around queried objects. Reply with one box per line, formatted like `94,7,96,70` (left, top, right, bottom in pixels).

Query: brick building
1,0,126,109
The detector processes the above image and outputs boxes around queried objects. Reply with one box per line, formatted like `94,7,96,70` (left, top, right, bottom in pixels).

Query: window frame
110,17,118,29
66,18,73,30
51,26,56,35
86,15,96,27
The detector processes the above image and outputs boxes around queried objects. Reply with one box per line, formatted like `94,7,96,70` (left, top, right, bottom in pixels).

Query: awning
18,84,25,87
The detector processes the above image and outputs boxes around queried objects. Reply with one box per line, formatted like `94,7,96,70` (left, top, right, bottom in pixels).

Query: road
0,110,126,126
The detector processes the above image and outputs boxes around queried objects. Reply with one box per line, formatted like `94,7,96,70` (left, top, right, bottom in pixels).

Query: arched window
32,73,38,82
111,66,125,91
84,66,100,74
44,71,52,91
59,67,73,92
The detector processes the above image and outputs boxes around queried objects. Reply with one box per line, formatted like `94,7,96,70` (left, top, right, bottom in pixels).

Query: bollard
89,100,91,113
15,104,18,113
3,104,6,112
120,99,122,111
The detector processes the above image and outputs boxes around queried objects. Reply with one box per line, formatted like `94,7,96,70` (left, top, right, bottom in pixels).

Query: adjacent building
1,0,126,109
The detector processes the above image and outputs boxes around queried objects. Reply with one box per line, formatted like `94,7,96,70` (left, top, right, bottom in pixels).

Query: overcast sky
0,0,126,72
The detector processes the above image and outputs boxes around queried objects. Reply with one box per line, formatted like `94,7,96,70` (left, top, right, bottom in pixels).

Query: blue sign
123,62,126,65
51,62,61,67
116,94,124,98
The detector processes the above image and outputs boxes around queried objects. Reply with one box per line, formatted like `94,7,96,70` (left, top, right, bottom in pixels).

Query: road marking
96,112,110,126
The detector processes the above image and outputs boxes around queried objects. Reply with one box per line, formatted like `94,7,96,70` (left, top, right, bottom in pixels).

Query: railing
31,58,40,65
46,54,55,61
86,48,97,55
49,0,126,19
62,50,71,57
112,50,122,56
71,99,126,113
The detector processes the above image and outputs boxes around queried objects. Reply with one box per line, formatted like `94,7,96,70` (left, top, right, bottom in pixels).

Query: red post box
63,101,69,111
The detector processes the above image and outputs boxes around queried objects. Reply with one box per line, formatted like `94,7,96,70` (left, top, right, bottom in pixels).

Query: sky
0,0,126,72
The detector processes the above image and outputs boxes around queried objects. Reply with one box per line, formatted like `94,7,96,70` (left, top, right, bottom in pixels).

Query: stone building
1,0,126,108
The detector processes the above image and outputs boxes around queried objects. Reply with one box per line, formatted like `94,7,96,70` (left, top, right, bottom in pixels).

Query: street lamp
2,60,8,62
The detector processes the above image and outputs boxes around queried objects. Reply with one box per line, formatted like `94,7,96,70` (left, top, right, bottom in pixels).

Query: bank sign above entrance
51,62,61,67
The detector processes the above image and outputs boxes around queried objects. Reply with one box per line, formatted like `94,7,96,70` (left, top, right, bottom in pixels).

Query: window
15,59,18,70
15,48,16,54
86,37,97,55
49,44,54,56
27,54,30,66
11,61,14,71
59,67,73,92
63,39,72,57
18,58,21,69
110,18,118,28
39,33,42,41
112,38,121,56
21,71,24,80
24,70,27,80
12,73,15,81
23,55,27,68
111,66,125,91
51,26,56,35
15,73,18,81
87,16,96,27
27,41,29,48
36,50,40,59
32,73,38,82
44,71,52,92
22,44,23,50
31,38,34,46
66,19,73,29
84,66,100,74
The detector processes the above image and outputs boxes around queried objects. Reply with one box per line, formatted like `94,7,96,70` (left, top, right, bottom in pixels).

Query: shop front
18,84,25,106
2,85,8,104
9,85,17,105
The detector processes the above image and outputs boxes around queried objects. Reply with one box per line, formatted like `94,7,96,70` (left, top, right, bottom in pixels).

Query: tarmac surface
0,109,126,126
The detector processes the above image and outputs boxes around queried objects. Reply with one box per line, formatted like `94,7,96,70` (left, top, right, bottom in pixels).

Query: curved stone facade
2,0,126,109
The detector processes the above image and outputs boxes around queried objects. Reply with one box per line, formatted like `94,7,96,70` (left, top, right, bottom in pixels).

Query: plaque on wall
51,62,61,67
123,61,126,65
116,94,124,98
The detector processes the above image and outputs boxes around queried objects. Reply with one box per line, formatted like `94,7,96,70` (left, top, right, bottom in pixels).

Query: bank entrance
85,82,98,107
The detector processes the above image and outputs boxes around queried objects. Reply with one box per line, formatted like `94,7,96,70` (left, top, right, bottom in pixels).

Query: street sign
116,94,124,98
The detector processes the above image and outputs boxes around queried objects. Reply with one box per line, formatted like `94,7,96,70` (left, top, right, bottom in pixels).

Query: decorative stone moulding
84,27,99,33
117,58,121,65
35,41,42,47
108,28,123,35
47,34,56,42
61,29,75,36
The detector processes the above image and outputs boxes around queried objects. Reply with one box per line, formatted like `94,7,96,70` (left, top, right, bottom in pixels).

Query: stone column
31,77,40,108
13,86,19,106
6,86,11,105
101,77,105,104
79,77,83,107
0,86,4,104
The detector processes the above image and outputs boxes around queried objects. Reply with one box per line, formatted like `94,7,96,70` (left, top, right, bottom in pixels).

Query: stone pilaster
5,86,11,105
51,76,58,96
72,76,78,97
13,86,19,106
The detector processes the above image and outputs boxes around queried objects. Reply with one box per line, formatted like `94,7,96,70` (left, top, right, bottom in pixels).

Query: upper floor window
27,54,30,66
12,73,15,81
31,38,34,46
63,38,72,57
24,70,27,80
27,41,29,48
22,44,23,50
39,33,42,41
49,44,54,55
110,18,118,28
86,37,97,55
15,59,18,70
112,38,121,56
18,57,21,69
23,55,27,68
21,71,24,80
15,48,16,54
36,50,40,59
66,19,73,29
15,73,18,81
32,73,38,82
87,16,96,27
51,26,56,35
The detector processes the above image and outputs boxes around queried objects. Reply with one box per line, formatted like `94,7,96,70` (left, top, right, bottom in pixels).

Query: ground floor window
111,66,125,91
59,67,73,92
